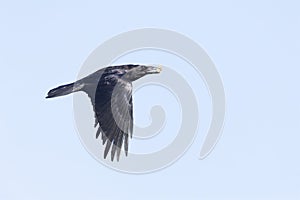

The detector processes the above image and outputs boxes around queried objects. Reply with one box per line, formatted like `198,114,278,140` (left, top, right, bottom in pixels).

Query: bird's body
46,64,161,161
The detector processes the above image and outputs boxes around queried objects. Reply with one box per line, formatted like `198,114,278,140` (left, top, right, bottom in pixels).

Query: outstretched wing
94,76,133,161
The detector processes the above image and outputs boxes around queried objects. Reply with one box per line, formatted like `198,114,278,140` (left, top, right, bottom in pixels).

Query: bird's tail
46,82,82,98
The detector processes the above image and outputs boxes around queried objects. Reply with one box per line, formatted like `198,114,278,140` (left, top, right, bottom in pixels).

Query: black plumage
46,64,162,161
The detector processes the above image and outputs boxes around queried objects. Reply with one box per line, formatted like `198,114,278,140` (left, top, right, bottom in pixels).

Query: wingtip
95,128,101,139
104,141,112,160
111,145,117,161
104,152,108,159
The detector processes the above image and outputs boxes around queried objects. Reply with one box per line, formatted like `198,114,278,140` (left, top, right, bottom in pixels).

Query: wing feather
93,77,133,161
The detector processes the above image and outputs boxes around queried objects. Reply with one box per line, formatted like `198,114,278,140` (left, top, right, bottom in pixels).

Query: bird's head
123,64,162,81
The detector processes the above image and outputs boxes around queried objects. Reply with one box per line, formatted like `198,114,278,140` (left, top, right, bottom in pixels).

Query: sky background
1,0,300,199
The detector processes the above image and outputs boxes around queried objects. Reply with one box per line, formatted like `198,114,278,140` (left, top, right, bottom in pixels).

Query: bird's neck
122,71,143,82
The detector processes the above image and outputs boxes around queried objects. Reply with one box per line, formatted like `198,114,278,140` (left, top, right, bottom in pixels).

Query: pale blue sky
1,1,300,199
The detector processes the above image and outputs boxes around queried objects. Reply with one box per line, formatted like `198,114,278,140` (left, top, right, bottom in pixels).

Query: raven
46,64,162,161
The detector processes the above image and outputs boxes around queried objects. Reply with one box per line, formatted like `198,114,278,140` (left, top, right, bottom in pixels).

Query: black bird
46,64,162,161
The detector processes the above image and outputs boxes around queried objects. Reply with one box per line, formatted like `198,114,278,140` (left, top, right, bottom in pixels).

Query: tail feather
46,82,80,98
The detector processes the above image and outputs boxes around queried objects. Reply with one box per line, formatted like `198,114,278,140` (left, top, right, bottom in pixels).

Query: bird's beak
147,65,162,74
